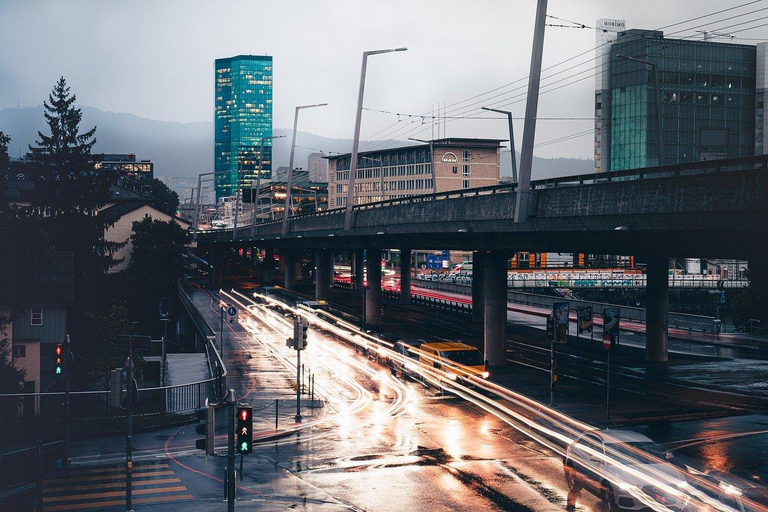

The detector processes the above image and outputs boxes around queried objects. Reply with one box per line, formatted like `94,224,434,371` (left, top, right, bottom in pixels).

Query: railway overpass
195,155,768,365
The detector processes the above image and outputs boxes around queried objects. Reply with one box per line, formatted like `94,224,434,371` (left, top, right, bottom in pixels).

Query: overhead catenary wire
346,1,764,154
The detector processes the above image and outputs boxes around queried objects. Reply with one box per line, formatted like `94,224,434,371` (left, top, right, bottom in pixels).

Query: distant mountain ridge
0,106,594,180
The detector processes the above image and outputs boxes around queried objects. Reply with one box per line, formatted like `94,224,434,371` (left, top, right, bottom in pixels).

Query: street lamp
344,47,408,230
616,54,666,167
481,107,518,183
251,134,286,238
282,103,328,235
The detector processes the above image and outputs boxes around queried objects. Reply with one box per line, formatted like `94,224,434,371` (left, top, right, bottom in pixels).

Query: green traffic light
240,442,248,452
56,367,62,374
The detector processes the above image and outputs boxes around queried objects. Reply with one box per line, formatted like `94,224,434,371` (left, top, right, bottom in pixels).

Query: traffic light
545,316,555,342
195,401,215,455
292,317,308,350
54,344,64,378
236,405,253,454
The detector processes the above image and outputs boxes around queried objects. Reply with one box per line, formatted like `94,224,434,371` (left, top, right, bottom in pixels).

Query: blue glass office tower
214,55,273,200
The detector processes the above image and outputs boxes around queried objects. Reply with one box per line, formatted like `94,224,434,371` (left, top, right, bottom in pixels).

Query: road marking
43,463,192,511
56,462,168,475
44,493,195,511
44,477,181,493
44,485,189,502
45,469,175,483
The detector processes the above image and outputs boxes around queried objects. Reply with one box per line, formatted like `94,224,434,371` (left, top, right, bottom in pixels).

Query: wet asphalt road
60,286,768,511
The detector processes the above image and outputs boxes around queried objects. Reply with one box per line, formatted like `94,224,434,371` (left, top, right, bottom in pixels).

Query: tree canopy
149,178,180,215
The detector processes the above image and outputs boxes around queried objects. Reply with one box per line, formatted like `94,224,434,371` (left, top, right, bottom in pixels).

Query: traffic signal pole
64,335,71,473
226,388,235,512
126,338,133,512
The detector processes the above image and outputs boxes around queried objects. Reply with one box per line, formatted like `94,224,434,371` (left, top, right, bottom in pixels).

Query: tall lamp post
616,54,666,167
515,0,548,223
481,107,518,183
282,103,328,236
252,134,286,238
344,47,407,230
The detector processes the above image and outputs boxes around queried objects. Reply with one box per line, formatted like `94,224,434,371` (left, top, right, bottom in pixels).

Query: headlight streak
232,289,761,512
224,289,414,449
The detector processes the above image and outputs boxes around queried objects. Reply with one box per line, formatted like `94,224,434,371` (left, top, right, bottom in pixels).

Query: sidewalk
186,284,326,440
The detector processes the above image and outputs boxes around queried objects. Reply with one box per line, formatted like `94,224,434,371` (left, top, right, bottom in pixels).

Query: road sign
603,307,620,350
553,302,569,344
227,306,237,318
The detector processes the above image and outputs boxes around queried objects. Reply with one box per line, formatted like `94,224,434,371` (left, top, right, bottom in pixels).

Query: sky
1,0,764,159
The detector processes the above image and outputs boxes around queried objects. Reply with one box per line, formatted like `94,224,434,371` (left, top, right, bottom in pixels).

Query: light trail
242,288,766,512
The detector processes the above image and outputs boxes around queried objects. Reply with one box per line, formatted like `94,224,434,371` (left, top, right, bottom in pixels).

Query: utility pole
232,158,242,241
251,135,286,238
515,0,548,223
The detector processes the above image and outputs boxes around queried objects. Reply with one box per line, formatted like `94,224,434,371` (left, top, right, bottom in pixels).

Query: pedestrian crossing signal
55,344,64,378
236,405,253,454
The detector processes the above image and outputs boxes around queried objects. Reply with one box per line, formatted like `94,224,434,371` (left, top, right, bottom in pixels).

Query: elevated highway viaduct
196,155,768,366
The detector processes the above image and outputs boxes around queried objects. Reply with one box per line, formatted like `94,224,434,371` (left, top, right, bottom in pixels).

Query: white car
564,429,689,511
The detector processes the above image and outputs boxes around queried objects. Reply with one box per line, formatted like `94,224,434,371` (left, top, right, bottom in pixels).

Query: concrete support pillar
352,249,365,290
472,251,486,324
283,249,296,290
314,250,332,300
250,247,258,264
483,251,508,367
645,255,669,363
263,247,274,286
365,248,382,325
278,249,286,275
400,248,412,304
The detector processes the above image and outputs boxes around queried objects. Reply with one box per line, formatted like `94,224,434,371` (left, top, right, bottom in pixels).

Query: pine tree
29,76,109,214
27,78,123,340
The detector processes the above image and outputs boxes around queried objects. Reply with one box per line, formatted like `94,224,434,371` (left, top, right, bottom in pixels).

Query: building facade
307,152,328,182
327,138,502,208
94,153,153,182
214,55,273,200
595,24,768,172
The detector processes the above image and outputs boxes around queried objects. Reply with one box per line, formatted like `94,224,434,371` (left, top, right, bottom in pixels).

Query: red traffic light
239,409,249,421
55,345,63,356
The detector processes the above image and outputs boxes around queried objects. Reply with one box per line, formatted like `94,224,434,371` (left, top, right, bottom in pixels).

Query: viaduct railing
196,154,768,241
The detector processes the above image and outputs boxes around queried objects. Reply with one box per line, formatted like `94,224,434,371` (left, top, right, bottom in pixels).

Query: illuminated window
31,307,42,326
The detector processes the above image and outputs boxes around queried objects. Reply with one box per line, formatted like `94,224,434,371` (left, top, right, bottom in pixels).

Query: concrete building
253,169,328,220
327,138,502,208
307,152,328,182
594,22,768,171
273,166,290,183
214,55,273,200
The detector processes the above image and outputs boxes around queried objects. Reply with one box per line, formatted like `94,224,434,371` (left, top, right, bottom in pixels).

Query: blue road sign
227,306,237,317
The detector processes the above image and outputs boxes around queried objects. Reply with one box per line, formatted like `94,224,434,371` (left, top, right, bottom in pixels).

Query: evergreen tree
149,178,180,215
27,77,123,339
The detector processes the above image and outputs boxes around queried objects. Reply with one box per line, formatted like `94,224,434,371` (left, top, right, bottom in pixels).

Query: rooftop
325,138,505,161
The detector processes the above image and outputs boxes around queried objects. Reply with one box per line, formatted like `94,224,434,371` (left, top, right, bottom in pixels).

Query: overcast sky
1,0,763,159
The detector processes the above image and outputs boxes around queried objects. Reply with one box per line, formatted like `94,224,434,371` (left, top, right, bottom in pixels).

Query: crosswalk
43,461,194,511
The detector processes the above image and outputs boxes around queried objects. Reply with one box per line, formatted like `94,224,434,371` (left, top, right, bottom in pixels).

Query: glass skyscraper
214,55,273,200
605,30,756,171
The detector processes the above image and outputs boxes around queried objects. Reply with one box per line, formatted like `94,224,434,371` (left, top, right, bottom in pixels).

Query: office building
327,138,502,208
594,24,768,171
253,169,328,220
308,152,328,182
214,55,273,200
94,153,153,182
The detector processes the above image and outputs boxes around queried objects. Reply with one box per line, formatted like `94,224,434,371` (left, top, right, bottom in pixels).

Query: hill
0,106,594,180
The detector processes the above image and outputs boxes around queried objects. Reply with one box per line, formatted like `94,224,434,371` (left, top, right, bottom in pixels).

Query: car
418,341,489,382
389,339,424,378
564,429,689,511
